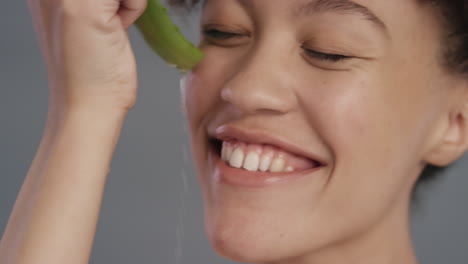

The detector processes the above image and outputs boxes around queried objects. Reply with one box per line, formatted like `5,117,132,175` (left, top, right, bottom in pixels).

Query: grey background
1,1,467,264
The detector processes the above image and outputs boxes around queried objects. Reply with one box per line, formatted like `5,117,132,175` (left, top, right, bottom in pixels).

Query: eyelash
202,29,352,62
303,49,351,62
203,29,239,40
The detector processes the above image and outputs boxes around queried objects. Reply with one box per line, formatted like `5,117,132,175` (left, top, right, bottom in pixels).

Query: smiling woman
170,0,466,196
174,0,468,263
0,0,467,264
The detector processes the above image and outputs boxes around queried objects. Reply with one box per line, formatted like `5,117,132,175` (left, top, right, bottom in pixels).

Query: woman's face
182,0,463,262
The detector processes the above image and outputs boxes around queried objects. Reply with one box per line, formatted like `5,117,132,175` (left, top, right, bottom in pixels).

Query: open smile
207,125,326,188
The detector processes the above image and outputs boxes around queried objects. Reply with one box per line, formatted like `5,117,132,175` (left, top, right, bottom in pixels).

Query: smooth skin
1,0,468,264
184,0,468,263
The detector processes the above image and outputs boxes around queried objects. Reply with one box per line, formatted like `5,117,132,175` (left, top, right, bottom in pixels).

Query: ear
424,90,468,166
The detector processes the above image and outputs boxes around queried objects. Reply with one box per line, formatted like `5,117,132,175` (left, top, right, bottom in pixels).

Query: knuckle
136,0,149,11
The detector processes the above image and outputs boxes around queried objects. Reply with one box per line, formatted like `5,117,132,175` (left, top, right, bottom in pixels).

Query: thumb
117,0,148,29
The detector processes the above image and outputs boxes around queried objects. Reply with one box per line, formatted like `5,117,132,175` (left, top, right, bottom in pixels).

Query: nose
220,48,298,115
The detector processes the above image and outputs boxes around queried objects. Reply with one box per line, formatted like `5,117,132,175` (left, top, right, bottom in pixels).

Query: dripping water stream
174,74,190,264
168,10,201,262
175,139,190,264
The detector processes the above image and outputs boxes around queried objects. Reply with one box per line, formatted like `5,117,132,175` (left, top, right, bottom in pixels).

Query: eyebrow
297,0,388,36
235,0,388,37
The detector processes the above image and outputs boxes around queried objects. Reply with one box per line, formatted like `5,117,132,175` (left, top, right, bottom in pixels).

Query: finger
117,0,148,29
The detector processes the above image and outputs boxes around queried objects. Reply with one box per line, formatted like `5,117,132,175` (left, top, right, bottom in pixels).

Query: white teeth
226,145,233,161
221,141,293,172
229,147,244,168
269,158,285,172
243,151,260,171
221,142,233,161
221,143,227,161
259,155,272,172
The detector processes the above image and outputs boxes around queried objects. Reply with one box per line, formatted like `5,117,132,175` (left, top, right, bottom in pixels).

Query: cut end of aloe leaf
135,0,204,71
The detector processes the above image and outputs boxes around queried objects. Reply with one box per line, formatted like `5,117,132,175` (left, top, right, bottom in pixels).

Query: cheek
183,45,254,149
181,52,235,186
183,48,236,129
300,73,428,217
311,71,430,165
183,73,214,131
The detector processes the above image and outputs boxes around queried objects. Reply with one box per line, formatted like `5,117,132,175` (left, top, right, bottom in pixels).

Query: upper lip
208,125,327,166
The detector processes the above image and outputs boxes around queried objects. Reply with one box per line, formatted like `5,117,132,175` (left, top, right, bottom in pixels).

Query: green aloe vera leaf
135,0,204,71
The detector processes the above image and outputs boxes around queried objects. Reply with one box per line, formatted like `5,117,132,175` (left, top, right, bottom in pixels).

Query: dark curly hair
413,0,468,200
168,0,467,200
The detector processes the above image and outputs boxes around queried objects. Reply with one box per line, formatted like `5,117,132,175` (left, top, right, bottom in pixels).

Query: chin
204,210,293,263
200,192,333,264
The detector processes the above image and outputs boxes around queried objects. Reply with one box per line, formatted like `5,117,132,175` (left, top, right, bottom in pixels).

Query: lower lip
208,147,323,188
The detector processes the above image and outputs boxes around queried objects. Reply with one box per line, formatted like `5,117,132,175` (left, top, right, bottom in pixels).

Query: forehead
203,0,439,38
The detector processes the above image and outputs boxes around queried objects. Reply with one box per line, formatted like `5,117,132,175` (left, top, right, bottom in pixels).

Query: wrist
48,100,129,120
47,83,136,119
44,103,129,143
64,104,129,130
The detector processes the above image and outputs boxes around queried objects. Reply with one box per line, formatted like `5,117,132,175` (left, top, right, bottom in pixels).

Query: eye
304,48,352,62
202,29,242,40
201,27,248,47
